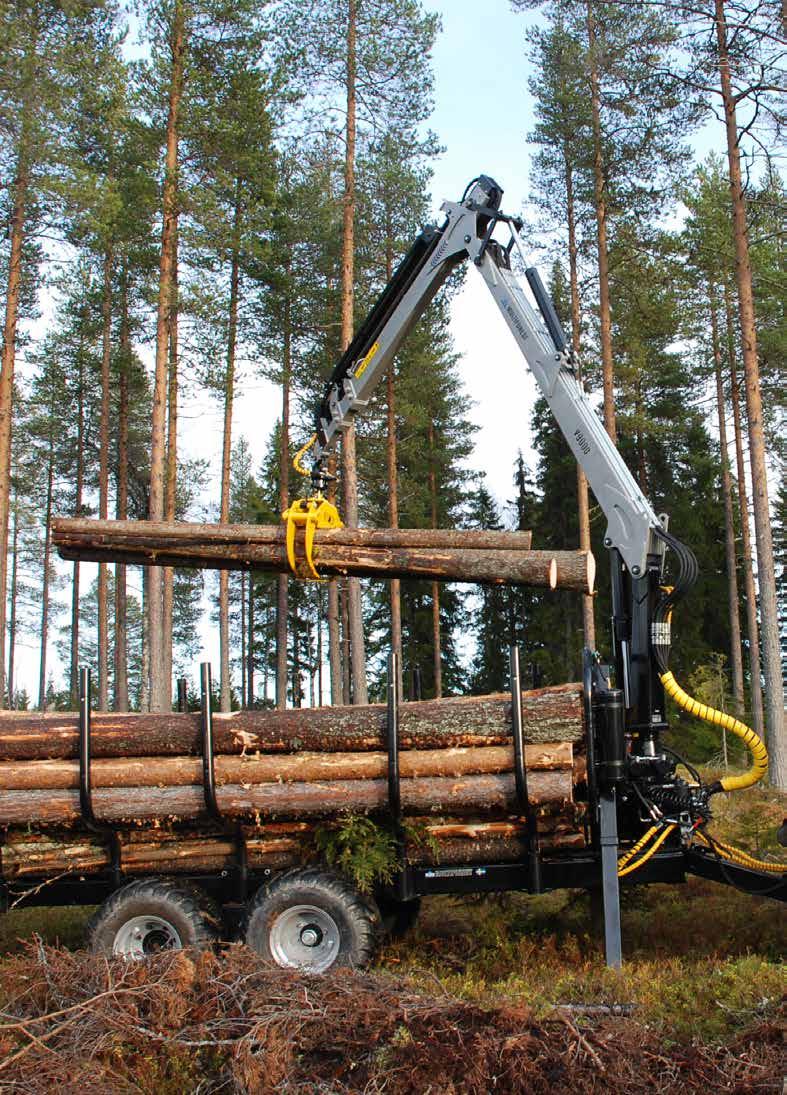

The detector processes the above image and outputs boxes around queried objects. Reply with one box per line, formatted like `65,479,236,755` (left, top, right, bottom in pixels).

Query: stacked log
0,684,587,880
0,816,586,882
0,684,584,759
51,518,595,592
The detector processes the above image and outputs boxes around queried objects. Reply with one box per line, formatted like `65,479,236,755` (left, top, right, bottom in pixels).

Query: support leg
599,788,622,968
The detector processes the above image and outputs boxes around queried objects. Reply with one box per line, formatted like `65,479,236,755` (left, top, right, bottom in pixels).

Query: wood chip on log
51,518,594,592
0,683,584,760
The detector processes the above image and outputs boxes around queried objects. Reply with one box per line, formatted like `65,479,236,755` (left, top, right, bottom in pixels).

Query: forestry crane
287,175,782,964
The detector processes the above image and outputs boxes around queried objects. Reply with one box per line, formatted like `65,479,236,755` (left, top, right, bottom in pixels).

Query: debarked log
0,769,573,826
0,742,573,791
51,518,594,592
0,683,583,760
0,815,585,879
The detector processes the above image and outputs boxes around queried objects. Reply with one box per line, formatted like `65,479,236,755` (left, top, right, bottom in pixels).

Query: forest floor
0,778,784,1093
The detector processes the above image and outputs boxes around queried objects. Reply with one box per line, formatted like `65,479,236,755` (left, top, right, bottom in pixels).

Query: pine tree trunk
715,0,784,786
148,0,184,712
341,580,352,703
317,586,324,705
709,285,744,715
240,573,247,707
385,228,404,695
7,492,19,705
37,427,55,712
565,157,595,649
70,337,86,708
114,277,130,712
97,248,113,712
0,144,30,710
140,570,150,712
585,0,616,443
428,423,442,697
328,571,342,703
340,0,368,705
162,222,179,709
247,574,255,707
724,282,763,734
220,186,242,713
276,292,291,710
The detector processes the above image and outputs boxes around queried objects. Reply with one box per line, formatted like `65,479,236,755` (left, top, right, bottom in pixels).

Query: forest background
0,0,784,784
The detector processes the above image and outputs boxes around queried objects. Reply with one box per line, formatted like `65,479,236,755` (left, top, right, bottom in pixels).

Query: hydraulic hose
659,671,768,793
617,825,661,874
618,824,677,879
694,830,785,874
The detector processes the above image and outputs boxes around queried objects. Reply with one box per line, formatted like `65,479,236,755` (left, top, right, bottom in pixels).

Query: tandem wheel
87,877,219,959
244,868,381,973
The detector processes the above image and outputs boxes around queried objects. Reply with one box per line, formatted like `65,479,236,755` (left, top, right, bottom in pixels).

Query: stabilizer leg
599,788,622,968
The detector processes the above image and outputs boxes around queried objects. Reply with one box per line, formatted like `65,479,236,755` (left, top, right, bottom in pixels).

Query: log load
0,815,586,882
0,684,586,836
0,683,583,761
51,518,595,593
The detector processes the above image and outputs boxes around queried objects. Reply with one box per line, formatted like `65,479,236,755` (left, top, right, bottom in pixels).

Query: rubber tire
377,895,421,938
87,877,219,958
244,868,380,972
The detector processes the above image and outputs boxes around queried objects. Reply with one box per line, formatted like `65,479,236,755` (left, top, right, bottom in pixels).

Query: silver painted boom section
313,185,662,575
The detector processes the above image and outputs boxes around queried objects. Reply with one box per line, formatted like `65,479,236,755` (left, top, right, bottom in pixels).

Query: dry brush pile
0,943,782,1094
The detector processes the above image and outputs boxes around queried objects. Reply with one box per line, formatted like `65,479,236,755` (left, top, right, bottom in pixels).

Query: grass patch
379,881,785,1042
0,905,93,954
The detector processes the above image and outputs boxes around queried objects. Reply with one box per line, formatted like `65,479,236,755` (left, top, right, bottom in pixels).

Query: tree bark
340,0,368,705
162,220,179,708
715,0,784,786
247,572,255,707
276,291,291,710
148,0,185,712
7,491,19,705
428,422,442,697
52,521,591,591
725,285,763,734
709,285,744,715
220,184,242,713
565,156,596,649
114,275,130,712
97,248,113,711
385,226,404,696
585,0,616,443
387,367,404,695
0,681,583,759
37,424,56,712
0,142,31,710
70,323,86,708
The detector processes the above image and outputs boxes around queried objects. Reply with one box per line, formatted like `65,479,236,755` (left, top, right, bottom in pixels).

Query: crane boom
311,175,662,577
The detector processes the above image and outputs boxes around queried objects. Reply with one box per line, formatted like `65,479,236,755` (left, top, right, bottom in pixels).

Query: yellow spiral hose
659,671,768,792
618,824,677,878
694,830,784,874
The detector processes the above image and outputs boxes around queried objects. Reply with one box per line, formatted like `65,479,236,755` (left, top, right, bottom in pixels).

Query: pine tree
467,483,510,694
0,0,113,706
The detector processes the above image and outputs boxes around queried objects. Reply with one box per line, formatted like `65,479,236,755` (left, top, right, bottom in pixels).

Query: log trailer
2,176,783,972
